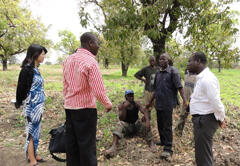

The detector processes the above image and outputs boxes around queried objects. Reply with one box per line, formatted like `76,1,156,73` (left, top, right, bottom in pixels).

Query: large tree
0,0,51,70
79,0,238,65
80,0,144,76
184,5,239,72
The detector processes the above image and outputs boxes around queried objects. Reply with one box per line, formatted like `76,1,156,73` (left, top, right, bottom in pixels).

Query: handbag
49,123,66,162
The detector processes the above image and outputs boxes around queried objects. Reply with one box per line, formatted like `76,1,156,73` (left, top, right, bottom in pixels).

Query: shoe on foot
155,141,163,146
160,151,172,159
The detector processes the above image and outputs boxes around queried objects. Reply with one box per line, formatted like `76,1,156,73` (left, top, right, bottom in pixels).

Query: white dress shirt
190,67,225,122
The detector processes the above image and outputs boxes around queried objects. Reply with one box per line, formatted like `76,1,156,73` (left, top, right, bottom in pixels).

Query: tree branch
166,0,181,33
87,0,107,20
0,30,8,38
9,49,26,56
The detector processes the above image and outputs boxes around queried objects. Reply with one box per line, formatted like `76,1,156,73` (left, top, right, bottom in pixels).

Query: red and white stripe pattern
62,48,112,110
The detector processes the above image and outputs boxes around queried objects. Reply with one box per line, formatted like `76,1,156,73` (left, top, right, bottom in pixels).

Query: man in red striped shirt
63,32,112,166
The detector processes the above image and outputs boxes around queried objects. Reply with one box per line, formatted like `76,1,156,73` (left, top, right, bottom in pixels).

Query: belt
192,113,214,118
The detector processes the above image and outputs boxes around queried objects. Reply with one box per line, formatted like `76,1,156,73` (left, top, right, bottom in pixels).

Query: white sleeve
203,79,225,122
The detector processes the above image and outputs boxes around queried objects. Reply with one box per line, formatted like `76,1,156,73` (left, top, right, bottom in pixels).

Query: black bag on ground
49,123,66,162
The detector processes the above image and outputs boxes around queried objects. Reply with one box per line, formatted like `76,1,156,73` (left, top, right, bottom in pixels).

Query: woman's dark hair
192,52,207,65
21,44,47,68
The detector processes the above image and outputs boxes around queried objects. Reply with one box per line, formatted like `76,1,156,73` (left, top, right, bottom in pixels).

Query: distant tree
45,61,52,65
0,0,51,71
8,55,19,65
185,6,239,72
55,30,80,55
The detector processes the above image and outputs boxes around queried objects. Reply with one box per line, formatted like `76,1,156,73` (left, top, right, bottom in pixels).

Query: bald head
159,53,169,69
160,53,169,60
149,56,155,61
80,32,99,55
149,56,155,67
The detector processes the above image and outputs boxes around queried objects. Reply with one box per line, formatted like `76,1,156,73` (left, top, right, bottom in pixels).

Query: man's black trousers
192,113,219,166
156,109,173,153
65,109,97,166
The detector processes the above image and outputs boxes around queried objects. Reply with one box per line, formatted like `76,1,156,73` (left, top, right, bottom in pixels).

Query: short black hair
192,52,207,65
80,32,96,45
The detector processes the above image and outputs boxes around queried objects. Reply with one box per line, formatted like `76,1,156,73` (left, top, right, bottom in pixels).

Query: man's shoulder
63,52,97,66
169,66,179,74
138,66,150,72
200,73,218,88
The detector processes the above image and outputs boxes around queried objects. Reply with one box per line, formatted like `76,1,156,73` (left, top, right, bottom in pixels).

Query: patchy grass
0,65,239,166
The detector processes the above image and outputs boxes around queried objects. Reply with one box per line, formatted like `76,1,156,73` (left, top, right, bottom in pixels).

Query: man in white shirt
187,52,226,166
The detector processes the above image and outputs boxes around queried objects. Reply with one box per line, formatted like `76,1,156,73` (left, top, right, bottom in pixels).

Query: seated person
105,90,155,158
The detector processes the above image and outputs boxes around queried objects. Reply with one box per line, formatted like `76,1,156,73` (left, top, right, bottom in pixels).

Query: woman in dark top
15,44,47,166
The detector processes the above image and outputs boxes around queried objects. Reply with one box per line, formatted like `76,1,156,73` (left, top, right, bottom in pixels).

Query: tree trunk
151,37,166,65
121,62,129,77
218,59,221,72
104,58,109,69
2,59,7,71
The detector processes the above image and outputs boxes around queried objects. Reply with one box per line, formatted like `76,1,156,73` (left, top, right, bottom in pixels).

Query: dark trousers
192,114,219,166
65,109,97,166
175,105,189,134
156,109,173,153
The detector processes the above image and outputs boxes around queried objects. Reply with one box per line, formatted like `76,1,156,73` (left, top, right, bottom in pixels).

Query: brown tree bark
121,62,129,77
218,59,221,72
2,59,7,71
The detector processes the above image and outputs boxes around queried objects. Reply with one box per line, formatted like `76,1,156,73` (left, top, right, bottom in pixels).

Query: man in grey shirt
135,56,158,120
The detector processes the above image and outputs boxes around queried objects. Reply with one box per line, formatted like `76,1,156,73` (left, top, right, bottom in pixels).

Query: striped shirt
62,48,112,110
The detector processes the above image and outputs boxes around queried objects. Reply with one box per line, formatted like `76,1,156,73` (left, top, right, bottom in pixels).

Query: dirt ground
0,98,239,166
0,66,240,166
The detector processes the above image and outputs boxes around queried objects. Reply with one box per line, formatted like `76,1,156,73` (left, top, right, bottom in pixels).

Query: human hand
219,119,227,128
183,100,188,108
145,103,151,109
105,104,112,112
15,102,21,109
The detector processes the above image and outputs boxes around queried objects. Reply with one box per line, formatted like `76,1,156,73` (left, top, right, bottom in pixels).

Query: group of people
15,32,226,166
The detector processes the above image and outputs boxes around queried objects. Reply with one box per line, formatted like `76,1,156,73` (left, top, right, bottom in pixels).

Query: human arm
178,87,188,108
203,79,225,122
172,68,187,107
137,101,150,131
89,62,112,111
15,66,34,108
62,63,68,99
134,68,146,83
118,102,128,121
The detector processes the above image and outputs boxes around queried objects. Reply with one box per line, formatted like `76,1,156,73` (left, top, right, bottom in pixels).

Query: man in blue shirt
147,53,187,159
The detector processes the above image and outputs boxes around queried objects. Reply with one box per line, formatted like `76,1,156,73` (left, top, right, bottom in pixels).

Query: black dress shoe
155,141,164,146
28,158,46,163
